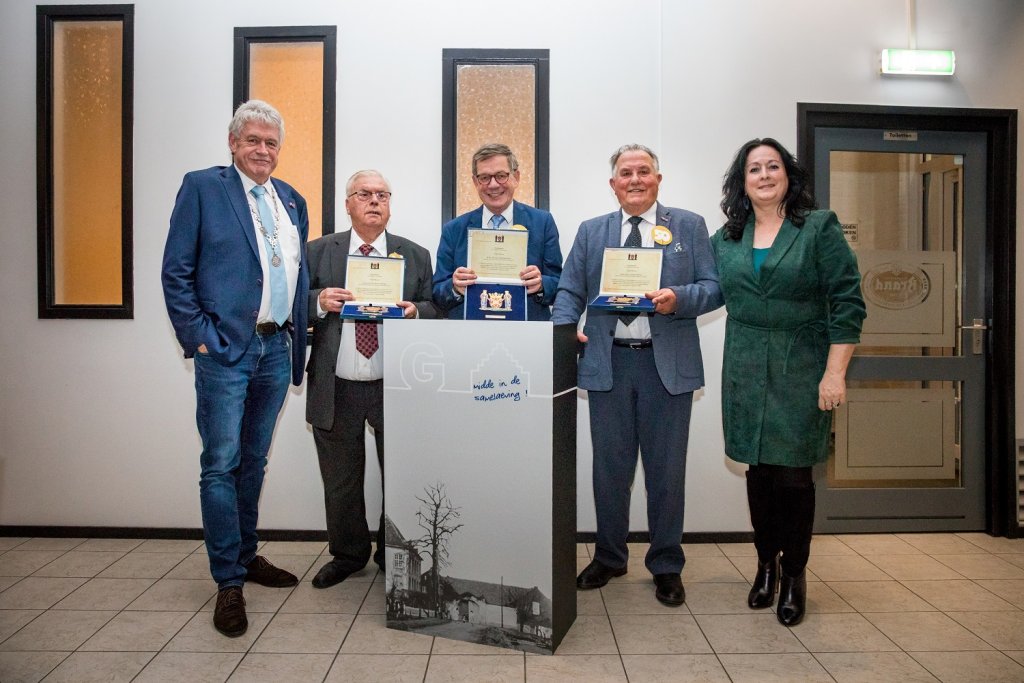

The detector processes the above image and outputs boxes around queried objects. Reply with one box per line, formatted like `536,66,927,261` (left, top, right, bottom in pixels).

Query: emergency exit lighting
880,48,955,76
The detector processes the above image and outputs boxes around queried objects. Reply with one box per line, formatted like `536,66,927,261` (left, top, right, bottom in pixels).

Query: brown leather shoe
244,555,298,587
576,559,627,589
213,586,247,637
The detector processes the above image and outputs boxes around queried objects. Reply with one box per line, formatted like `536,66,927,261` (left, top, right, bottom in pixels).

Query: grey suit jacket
551,203,723,394
305,229,439,429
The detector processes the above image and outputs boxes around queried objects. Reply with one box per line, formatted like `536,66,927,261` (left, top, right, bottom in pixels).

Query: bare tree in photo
414,482,463,615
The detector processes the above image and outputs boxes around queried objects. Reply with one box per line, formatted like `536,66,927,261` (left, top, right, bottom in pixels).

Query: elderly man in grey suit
552,144,722,606
306,170,438,588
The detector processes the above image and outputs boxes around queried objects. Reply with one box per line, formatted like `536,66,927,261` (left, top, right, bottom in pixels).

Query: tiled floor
2,534,1024,682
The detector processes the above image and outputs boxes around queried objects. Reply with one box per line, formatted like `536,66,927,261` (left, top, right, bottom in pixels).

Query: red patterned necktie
355,244,379,358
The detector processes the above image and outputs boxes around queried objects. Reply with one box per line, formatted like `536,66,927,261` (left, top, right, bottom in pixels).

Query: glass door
813,128,988,532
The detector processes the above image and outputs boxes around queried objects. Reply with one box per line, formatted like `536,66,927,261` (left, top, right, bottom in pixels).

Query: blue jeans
194,329,290,589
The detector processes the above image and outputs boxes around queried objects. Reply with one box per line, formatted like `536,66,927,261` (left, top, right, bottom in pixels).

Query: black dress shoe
213,586,247,637
576,559,627,589
747,555,780,609
311,561,353,589
244,555,298,588
777,569,807,626
653,573,686,606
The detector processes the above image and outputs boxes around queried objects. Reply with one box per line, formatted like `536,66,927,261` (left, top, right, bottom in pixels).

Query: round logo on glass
862,262,931,309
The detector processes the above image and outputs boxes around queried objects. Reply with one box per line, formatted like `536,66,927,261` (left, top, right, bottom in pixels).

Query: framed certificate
466,228,529,284
589,247,663,313
341,255,406,319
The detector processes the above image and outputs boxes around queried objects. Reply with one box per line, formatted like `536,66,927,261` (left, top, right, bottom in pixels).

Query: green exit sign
881,49,956,76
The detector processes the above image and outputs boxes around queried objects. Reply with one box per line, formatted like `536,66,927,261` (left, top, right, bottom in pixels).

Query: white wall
0,0,1021,535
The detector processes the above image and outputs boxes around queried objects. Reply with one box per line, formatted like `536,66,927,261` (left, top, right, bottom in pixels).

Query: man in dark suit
552,144,722,606
162,100,308,637
306,170,438,588
433,143,563,319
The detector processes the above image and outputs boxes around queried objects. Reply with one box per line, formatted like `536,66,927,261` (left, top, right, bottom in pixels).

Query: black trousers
746,463,815,575
312,377,385,572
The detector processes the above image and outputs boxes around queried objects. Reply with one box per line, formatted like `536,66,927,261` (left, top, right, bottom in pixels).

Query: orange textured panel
249,42,325,239
456,64,536,216
52,20,123,305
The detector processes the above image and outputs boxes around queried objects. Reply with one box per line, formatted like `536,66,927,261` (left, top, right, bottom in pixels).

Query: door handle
959,318,988,354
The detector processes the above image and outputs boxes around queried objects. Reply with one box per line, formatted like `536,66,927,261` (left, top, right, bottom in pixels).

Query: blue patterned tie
489,214,505,230
620,216,644,326
251,185,289,326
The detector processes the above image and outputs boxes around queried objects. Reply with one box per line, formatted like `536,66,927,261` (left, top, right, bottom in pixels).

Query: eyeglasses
474,172,512,185
347,190,392,203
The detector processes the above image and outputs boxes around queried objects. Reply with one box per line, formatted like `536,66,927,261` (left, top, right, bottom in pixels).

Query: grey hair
609,144,659,174
472,143,519,176
228,100,285,144
345,169,391,195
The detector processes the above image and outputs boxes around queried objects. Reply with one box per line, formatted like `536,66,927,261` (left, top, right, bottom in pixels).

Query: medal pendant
271,254,281,268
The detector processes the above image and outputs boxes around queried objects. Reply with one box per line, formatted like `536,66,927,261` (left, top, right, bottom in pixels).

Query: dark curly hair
720,138,816,240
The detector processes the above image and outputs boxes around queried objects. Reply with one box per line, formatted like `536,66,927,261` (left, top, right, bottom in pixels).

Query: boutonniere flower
388,251,403,259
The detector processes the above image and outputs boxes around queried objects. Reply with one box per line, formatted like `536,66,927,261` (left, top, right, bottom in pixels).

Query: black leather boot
747,554,780,609
777,568,806,626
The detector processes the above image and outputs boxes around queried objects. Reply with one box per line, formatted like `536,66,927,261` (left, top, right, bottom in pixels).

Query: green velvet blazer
711,210,866,467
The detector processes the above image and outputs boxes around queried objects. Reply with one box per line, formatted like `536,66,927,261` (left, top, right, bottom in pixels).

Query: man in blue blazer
162,100,309,638
552,144,722,606
433,143,562,319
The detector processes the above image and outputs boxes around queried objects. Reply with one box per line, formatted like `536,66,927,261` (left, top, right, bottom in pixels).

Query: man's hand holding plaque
341,255,407,319
589,247,664,313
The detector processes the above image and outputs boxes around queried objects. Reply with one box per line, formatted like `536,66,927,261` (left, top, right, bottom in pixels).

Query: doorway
797,104,1017,536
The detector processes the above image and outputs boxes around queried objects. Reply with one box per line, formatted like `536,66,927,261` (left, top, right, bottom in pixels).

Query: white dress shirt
481,205,514,230
334,232,388,381
615,205,659,341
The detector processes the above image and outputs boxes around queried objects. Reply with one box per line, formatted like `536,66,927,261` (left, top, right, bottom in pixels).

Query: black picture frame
233,25,337,234
36,4,134,319
441,48,550,224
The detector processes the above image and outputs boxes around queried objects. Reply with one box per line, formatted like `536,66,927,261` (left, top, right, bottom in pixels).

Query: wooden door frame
797,103,1017,536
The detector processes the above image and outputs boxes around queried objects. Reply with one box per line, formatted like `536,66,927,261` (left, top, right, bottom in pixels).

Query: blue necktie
489,214,505,230
251,185,289,326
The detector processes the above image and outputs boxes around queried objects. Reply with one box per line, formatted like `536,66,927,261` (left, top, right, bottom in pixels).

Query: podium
382,320,577,654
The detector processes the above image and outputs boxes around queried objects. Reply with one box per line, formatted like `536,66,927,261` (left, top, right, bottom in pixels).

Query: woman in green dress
712,139,865,626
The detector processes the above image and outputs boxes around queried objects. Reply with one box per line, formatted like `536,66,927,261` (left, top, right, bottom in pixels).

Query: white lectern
382,320,577,654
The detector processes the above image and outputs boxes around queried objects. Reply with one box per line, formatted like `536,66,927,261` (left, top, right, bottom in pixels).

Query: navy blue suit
432,200,562,320
162,165,309,590
553,203,722,575
162,165,308,384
